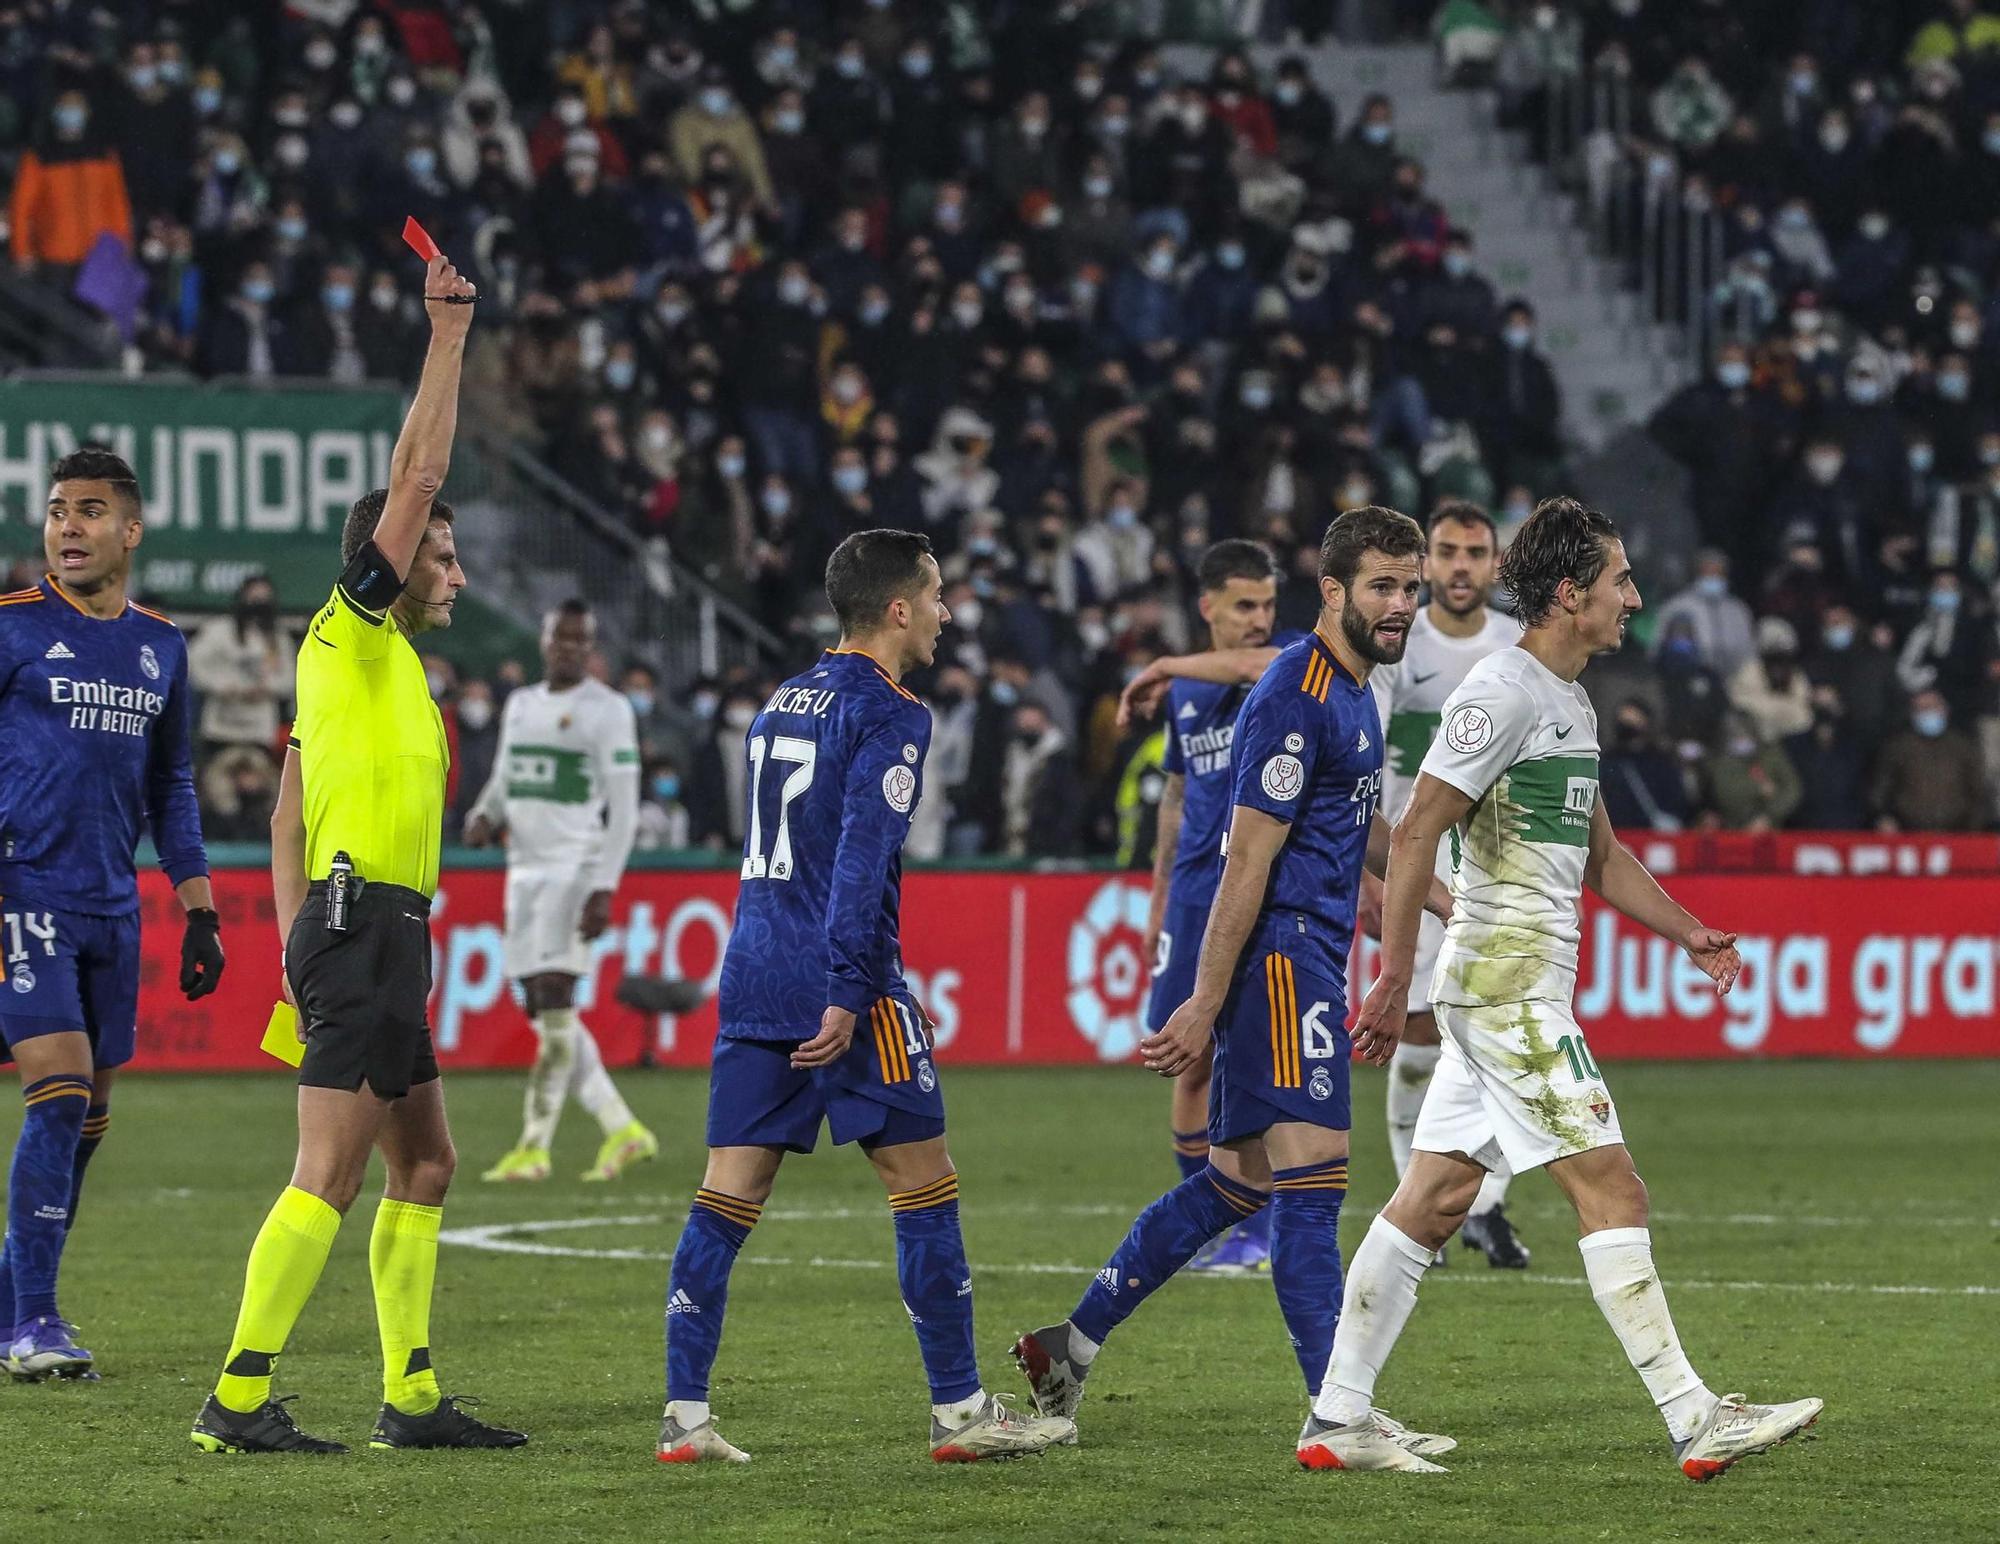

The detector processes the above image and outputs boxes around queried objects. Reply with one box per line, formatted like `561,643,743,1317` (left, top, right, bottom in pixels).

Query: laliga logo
1066,878,1153,1061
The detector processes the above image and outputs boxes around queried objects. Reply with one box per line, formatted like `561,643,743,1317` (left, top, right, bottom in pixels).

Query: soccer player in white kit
467,600,657,1183
1363,500,1528,1269
1297,499,1822,1480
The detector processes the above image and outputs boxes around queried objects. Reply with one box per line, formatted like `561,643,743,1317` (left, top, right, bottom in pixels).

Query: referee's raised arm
373,254,478,580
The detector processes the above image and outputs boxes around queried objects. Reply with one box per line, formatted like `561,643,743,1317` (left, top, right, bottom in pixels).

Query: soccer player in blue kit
1012,509,1451,1457
1142,540,1284,1274
0,448,224,1379
659,529,1073,1465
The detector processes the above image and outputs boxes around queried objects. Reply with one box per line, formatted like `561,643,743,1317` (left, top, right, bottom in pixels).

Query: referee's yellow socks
371,1198,444,1415
215,1186,342,1414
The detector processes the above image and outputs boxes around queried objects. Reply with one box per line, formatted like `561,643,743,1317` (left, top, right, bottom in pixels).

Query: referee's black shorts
289,879,440,1100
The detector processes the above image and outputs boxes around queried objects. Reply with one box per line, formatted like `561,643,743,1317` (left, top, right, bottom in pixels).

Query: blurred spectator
1785,684,1870,830
451,679,501,829
636,756,692,850
1651,550,1757,678
1483,299,1563,492
1803,604,1901,749
1700,712,1803,832
1895,570,1995,720
1727,616,1814,743
1648,343,1796,574
1599,698,1690,832
1000,697,1081,858
199,745,281,842
10,88,132,274
1871,690,1986,830
686,681,758,850
185,576,289,764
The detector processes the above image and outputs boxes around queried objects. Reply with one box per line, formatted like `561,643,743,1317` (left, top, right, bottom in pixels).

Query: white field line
416,1193,2000,1229
437,1215,2000,1298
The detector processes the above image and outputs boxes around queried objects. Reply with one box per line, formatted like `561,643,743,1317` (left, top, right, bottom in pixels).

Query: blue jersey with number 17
1226,630,1383,986
717,648,932,1043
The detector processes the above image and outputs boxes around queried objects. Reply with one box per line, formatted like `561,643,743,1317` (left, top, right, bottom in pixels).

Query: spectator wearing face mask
530,138,639,308
1771,432,1870,585
1072,478,1156,606
1829,207,1910,331
1651,550,1758,678
1896,569,1995,718
1699,712,1803,832
1758,534,1845,640
686,685,763,849
1269,55,1336,173
197,259,286,377
1727,615,1815,743
1186,228,1260,342
1783,683,1869,829
1001,698,1082,857
450,678,503,827
1600,699,1691,832
11,88,133,273
1870,690,1986,830
636,757,692,851
186,575,291,767
1803,604,1900,749
529,86,629,179
1331,94,1399,209
1106,234,1188,373
1648,342,1796,572
912,406,1001,540
670,66,773,209
442,86,531,190
108,40,196,222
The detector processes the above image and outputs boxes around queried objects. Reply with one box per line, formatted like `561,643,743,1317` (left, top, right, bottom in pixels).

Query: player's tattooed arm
1584,802,1740,994
1140,805,1288,1077
1144,771,1185,966
1117,646,1282,726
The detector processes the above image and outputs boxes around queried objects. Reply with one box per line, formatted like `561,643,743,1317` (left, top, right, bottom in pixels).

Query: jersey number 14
742,733,816,882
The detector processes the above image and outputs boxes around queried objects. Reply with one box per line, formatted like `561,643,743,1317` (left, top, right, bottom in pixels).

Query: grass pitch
2,1060,1996,1542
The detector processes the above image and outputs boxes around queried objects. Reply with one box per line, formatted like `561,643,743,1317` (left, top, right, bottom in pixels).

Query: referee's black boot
190,1393,349,1454
370,1393,528,1449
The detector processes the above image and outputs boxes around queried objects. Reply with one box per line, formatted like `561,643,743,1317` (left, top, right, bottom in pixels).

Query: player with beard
1012,510,1452,1458
1363,501,1528,1268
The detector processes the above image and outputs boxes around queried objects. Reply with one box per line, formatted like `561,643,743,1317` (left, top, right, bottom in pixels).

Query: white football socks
566,1015,637,1134
666,1399,711,1429
1467,1163,1513,1218
1384,1042,1440,1179
519,1008,580,1150
1578,1227,1715,1442
934,1391,986,1427
1312,1216,1433,1427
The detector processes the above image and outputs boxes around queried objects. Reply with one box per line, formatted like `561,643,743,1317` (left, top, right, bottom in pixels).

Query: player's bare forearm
1589,825,1698,947
1157,647,1278,688
175,876,213,913
1377,775,1474,986
270,748,308,951
1367,813,1453,925
377,256,476,576
1186,807,1288,1011
1146,773,1185,943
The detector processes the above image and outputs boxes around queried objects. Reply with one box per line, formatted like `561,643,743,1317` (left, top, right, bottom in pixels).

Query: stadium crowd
3,0,1999,854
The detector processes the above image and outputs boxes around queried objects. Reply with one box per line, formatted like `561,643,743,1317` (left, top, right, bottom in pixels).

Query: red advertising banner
1629,831,2000,875
128,865,2000,1072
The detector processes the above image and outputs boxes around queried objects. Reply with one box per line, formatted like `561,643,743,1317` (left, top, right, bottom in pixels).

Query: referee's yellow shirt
290,576,449,896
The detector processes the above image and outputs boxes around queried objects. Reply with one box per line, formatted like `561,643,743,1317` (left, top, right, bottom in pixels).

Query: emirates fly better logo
1066,878,1155,1060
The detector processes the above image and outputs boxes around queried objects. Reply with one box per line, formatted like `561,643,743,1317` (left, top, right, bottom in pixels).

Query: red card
402,216,440,262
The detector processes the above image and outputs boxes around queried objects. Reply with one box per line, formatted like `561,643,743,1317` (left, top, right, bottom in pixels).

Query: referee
192,254,526,1454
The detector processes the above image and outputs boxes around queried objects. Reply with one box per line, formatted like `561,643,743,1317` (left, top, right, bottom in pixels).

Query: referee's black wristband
186,907,220,931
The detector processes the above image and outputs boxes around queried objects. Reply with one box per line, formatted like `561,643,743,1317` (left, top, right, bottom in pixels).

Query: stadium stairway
1184,40,1691,454
1326,45,1689,451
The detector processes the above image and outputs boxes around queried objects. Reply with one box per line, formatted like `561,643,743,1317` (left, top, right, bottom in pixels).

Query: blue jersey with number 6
717,649,931,1042
1226,630,1383,987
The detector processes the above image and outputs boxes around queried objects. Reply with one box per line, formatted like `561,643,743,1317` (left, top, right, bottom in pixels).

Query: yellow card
261,1001,305,1068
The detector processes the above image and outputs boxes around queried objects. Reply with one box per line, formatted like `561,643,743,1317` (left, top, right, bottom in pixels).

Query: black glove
180,907,224,1000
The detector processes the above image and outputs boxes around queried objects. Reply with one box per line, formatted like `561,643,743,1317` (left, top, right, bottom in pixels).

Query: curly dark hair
1318,504,1425,586
1498,496,1621,626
